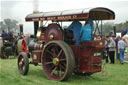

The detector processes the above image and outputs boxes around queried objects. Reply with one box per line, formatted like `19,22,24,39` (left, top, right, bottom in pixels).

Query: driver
66,20,82,45
8,30,14,42
80,20,92,42
1,30,8,43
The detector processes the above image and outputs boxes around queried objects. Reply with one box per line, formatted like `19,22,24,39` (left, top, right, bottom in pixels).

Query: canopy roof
25,7,115,22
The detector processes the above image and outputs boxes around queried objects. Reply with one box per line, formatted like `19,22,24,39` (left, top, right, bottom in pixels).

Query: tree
116,23,123,32
0,21,8,32
4,19,18,31
101,20,128,36
121,21,128,31
101,22,114,35
116,20,128,32
0,19,19,33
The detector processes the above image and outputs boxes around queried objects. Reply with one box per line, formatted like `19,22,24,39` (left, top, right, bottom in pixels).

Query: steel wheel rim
43,43,67,80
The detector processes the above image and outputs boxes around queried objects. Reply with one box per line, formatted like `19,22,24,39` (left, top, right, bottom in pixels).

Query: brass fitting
50,34,54,40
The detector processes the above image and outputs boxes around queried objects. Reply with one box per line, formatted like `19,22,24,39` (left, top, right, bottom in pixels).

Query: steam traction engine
0,24,27,59
17,7,115,81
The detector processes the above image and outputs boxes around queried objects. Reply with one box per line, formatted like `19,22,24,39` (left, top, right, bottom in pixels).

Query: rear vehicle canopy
25,7,115,22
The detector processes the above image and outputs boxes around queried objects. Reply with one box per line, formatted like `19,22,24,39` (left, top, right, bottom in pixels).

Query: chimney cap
33,11,40,14
19,24,23,26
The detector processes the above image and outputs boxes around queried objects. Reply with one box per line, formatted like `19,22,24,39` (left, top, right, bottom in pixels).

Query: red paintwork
71,46,80,68
71,40,105,73
25,7,115,22
34,43,43,50
41,33,45,40
32,40,105,74
44,24,63,43
31,50,42,63
3,56,9,59
30,36,104,74
31,43,43,63
26,14,89,22
30,23,105,74
22,40,27,53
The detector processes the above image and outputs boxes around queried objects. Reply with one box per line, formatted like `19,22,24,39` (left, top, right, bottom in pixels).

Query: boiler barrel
28,40,43,52
28,40,35,52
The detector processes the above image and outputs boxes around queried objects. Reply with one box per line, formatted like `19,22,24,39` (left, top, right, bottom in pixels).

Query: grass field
0,59,128,85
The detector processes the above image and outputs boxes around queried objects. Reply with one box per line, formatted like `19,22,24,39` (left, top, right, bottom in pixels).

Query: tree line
0,19,128,35
0,19,19,34
101,20,128,36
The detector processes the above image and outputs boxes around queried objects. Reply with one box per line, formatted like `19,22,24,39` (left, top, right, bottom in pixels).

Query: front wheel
17,52,29,75
42,41,75,81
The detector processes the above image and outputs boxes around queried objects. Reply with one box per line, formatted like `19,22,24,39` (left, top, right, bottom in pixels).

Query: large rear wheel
42,41,75,81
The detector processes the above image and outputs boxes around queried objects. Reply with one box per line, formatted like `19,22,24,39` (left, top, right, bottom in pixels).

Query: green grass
0,59,128,85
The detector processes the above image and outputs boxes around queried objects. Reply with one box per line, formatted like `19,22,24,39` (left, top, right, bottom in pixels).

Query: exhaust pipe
19,24,23,35
33,11,39,37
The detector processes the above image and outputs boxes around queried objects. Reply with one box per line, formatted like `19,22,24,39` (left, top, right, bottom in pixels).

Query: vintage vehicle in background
17,7,115,81
0,24,27,59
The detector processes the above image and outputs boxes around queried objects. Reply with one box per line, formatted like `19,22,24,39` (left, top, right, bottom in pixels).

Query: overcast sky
0,0,128,34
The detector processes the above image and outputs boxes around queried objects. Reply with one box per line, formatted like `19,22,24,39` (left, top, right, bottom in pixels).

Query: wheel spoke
19,61,23,66
21,61,24,67
48,56,53,60
63,63,66,67
45,61,53,65
51,67,57,75
59,59,66,62
60,52,65,59
57,49,63,58
59,64,65,70
21,58,24,62
19,57,25,67
51,48,57,57
19,61,24,70
46,50,55,57
54,45,59,53
51,64,55,69
59,69,62,76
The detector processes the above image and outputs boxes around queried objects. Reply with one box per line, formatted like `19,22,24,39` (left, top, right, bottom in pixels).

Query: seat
64,29,75,45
